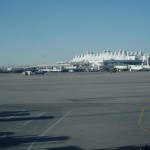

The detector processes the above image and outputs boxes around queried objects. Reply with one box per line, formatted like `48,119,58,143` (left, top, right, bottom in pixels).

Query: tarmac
0,72,150,150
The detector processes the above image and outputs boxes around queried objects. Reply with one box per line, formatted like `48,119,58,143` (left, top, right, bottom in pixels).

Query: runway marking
22,112,46,126
27,110,74,150
138,106,150,134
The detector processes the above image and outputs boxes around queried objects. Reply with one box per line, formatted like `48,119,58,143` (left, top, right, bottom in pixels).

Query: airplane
130,65,143,71
22,70,45,75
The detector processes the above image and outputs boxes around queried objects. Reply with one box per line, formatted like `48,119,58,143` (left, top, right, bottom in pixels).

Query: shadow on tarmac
0,132,14,137
46,145,149,150
0,110,30,117
0,115,53,122
0,132,149,150
0,110,149,150
0,132,69,148
0,110,53,122
93,144,150,150
47,146,84,150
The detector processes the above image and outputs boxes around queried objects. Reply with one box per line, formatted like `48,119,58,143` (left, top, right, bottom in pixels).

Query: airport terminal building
72,50,149,64
2,50,149,73
70,50,150,71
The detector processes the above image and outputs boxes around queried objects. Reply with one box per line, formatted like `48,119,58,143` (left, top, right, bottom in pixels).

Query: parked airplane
114,65,128,71
130,65,143,71
22,70,45,75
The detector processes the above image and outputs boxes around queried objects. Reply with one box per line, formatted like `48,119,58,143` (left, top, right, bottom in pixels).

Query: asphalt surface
0,72,150,150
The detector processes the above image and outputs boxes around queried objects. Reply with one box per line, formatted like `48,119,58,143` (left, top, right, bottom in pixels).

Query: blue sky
0,0,150,65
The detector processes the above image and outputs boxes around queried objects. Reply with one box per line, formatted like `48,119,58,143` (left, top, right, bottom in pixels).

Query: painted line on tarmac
27,110,74,150
22,112,46,126
138,106,150,134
